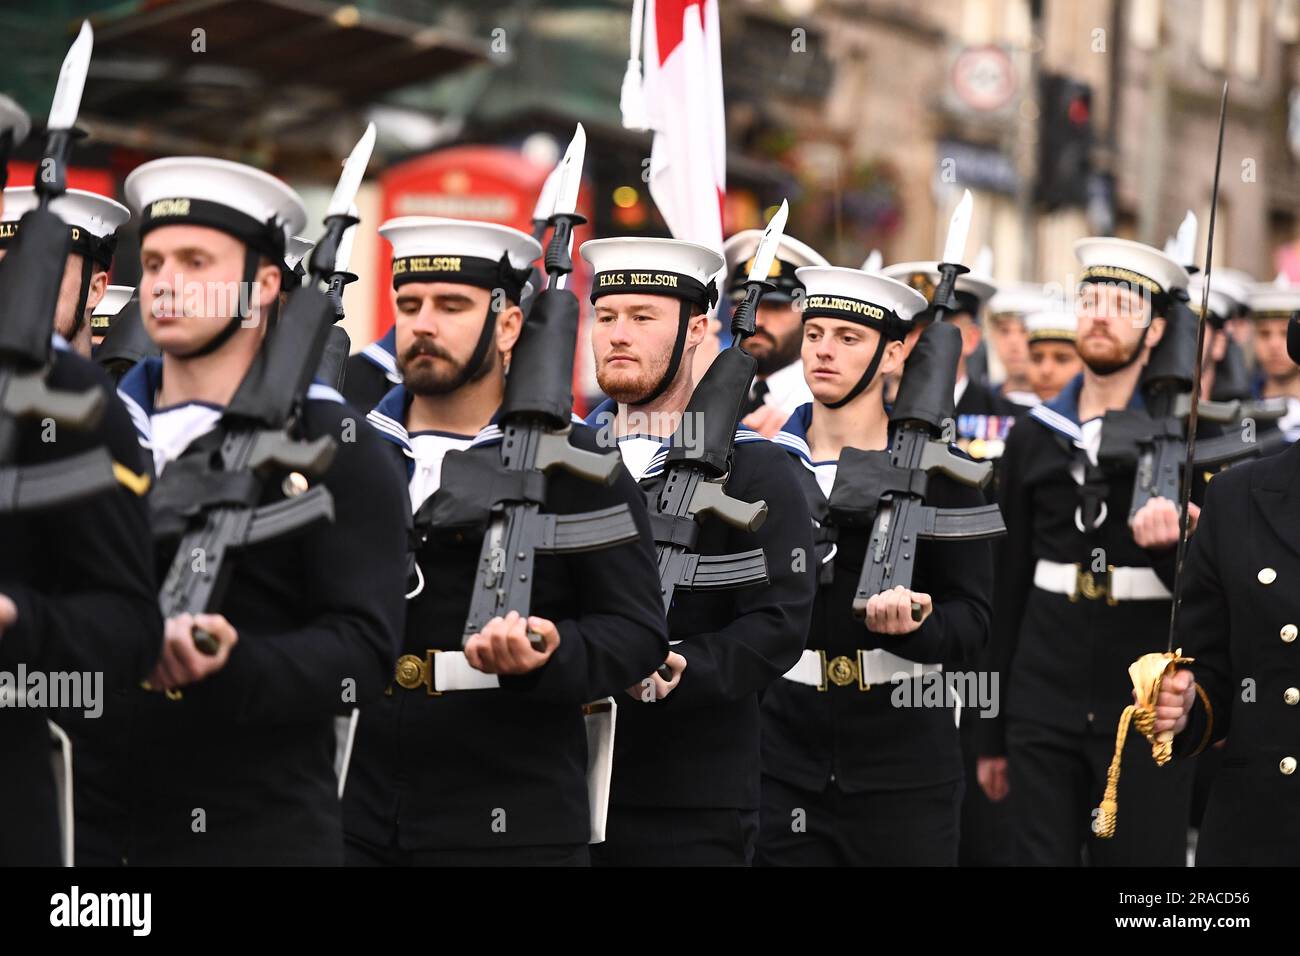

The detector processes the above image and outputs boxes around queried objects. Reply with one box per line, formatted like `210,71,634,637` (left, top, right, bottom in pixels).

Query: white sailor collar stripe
361,329,403,384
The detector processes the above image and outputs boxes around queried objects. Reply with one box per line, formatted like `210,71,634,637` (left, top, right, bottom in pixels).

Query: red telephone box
376,145,597,410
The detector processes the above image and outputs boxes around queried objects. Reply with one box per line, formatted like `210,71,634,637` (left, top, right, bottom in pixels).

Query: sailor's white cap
796,265,929,338
1247,281,1300,320
881,260,998,313
1024,308,1078,343
125,156,307,260
1189,272,1251,323
1073,236,1190,297
90,284,136,334
580,236,724,309
723,230,828,301
378,216,540,302
0,186,130,267
988,282,1065,318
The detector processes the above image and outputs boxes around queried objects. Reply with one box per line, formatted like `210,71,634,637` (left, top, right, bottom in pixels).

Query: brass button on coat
1286,688,1300,706
1283,624,1298,644
1258,567,1278,585
1281,757,1297,776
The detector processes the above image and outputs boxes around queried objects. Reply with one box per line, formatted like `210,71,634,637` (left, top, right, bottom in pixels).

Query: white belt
1033,558,1171,603
783,648,943,691
391,650,501,694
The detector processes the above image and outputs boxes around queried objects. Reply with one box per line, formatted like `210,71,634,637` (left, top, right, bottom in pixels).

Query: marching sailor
757,266,994,866
580,235,816,866
987,282,1053,408
0,98,160,866
342,217,668,866
1247,283,1300,444
721,229,828,437
99,157,410,864
0,186,129,358
978,237,1198,865
883,260,1018,418
1023,306,1082,403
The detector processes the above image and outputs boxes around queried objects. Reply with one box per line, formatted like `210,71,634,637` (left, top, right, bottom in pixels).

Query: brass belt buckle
393,650,442,696
1074,564,1116,604
827,654,858,688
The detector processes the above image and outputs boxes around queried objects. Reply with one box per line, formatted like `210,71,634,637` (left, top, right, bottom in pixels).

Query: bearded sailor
757,266,993,866
580,235,816,866
977,237,1199,866
722,229,828,437
342,216,667,866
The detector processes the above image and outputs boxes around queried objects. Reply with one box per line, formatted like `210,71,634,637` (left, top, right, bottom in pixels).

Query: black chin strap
448,296,501,390
824,331,891,410
633,300,692,407
68,256,94,343
174,245,261,360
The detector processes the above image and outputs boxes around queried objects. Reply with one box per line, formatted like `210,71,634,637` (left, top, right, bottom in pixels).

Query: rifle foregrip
691,480,768,532
919,440,993,488
541,433,621,485
4,374,106,429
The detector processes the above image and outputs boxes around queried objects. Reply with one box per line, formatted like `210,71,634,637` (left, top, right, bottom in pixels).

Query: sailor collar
359,327,402,384
584,396,767,480
1028,372,1147,446
370,383,588,474
118,356,344,448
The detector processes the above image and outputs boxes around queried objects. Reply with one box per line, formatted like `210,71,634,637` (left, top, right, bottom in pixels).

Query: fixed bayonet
0,20,118,513
430,124,639,648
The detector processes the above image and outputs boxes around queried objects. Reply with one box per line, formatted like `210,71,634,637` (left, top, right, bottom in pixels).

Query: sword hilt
307,212,360,285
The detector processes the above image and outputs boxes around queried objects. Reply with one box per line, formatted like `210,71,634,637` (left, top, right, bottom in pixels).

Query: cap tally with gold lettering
796,266,928,340
0,186,130,269
125,156,307,263
90,284,135,336
1073,236,1189,301
581,237,723,311
723,230,827,304
379,216,540,304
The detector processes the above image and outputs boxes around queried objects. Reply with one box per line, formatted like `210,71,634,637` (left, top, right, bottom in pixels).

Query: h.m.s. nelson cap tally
378,216,540,304
580,236,724,312
124,156,308,262
0,186,130,268
723,230,828,304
